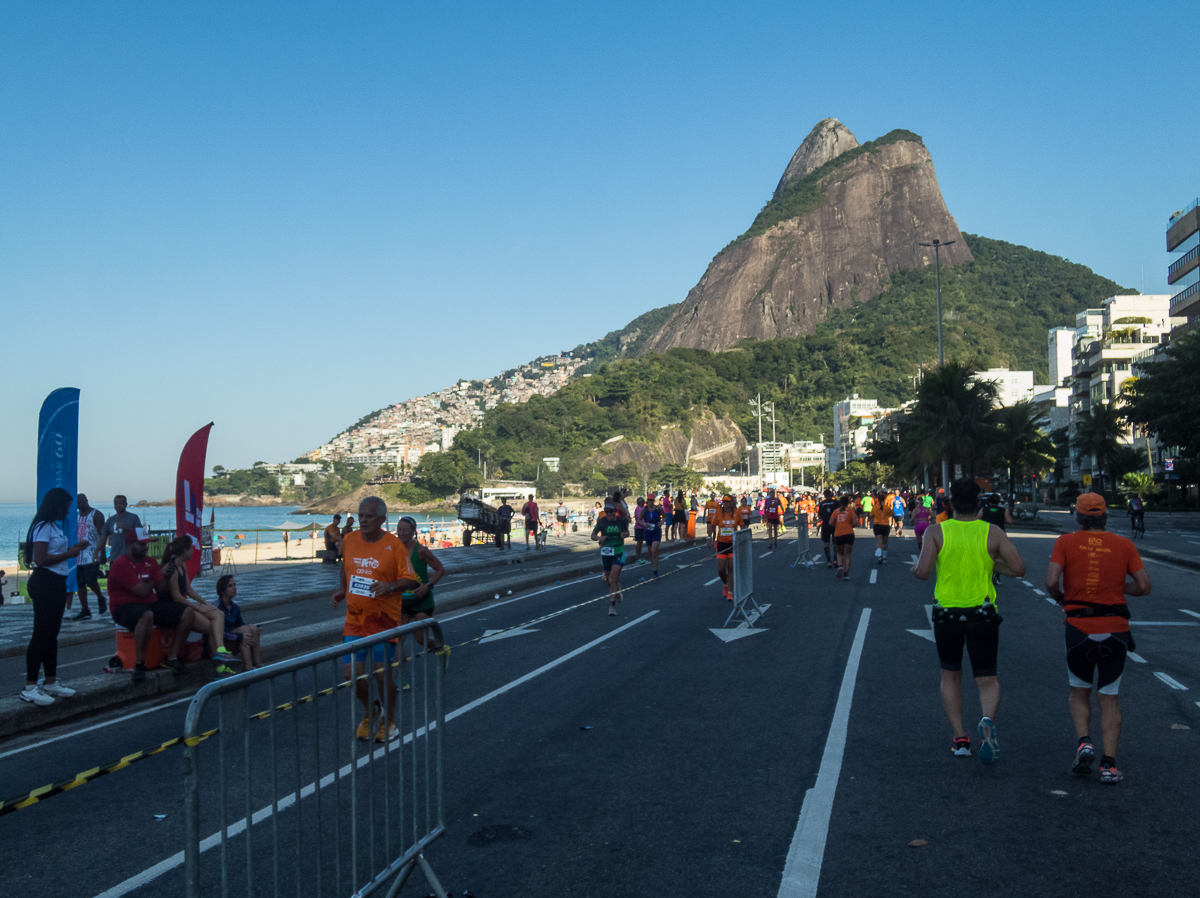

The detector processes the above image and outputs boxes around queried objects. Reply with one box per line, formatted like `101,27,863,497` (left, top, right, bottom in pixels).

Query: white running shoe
20,685,54,706
40,680,76,698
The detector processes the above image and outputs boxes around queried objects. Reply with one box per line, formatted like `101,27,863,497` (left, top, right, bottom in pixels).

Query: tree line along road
1,528,1197,897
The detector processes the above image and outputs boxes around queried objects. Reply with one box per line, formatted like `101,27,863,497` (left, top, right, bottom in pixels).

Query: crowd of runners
585,477,1150,785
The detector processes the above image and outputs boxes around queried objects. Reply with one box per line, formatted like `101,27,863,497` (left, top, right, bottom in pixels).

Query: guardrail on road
183,620,449,898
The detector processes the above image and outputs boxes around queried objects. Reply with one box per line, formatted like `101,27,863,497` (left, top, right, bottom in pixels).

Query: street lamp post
920,238,955,487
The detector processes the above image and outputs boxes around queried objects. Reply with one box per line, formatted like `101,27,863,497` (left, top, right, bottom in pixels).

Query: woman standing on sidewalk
158,536,242,675
21,487,88,705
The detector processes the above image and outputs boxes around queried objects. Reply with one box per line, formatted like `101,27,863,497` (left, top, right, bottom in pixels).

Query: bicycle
1130,512,1145,539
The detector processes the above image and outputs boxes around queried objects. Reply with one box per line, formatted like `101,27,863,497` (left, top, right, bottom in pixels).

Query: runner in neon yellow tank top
912,479,1025,765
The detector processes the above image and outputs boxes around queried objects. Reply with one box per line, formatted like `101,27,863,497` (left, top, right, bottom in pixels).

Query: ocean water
0,504,464,562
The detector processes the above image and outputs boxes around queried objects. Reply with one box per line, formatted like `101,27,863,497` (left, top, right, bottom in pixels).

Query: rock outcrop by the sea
642,120,972,353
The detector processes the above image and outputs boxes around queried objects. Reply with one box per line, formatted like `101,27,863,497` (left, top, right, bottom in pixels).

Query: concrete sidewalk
0,530,709,738
0,527,602,661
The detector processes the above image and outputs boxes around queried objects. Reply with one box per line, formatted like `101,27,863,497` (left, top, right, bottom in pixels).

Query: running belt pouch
933,604,1003,627
1064,601,1131,619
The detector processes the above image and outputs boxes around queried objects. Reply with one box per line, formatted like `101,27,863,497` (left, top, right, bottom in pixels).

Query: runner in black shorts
912,479,1025,763
1045,493,1151,784
591,501,629,616
817,489,839,569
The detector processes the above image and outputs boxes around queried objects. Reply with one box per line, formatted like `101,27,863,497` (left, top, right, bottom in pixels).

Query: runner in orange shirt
1045,493,1151,784
831,495,857,580
704,492,720,541
872,489,894,565
711,495,748,601
332,497,419,743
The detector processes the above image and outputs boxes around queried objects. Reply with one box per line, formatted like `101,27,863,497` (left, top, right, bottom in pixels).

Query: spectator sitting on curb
213,575,262,669
158,536,242,676
108,527,201,682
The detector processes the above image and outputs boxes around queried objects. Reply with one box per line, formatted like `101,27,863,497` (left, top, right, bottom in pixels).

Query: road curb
0,540,592,662
0,539,707,738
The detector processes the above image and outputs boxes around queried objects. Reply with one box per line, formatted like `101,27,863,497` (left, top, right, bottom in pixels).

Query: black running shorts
873,524,890,537
833,534,855,547
1065,626,1132,695
111,600,188,631
933,605,1000,677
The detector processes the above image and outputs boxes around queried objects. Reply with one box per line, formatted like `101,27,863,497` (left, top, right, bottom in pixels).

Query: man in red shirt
108,527,199,681
521,494,540,550
1045,493,1151,784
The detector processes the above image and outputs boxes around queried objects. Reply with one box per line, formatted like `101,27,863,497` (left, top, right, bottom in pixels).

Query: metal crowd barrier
792,512,819,569
723,528,764,628
183,620,449,898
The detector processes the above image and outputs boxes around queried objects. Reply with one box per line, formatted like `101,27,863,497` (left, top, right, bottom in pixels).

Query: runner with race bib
591,500,630,616
711,495,749,602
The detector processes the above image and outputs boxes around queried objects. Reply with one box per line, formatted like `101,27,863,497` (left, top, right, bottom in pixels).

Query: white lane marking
1127,652,1147,664
55,653,115,670
439,576,594,622
910,554,919,565
0,695,194,760
869,570,878,584
1032,589,1046,596
1155,672,1189,691
1044,597,1058,605
1144,558,1199,574
1188,541,1200,547
1180,609,1200,620
90,611,661,898
1022,580,1033,587
778,608,871,898
704,577,721,586
1132,622,1200,626
760,551,774,558
479,627,540,644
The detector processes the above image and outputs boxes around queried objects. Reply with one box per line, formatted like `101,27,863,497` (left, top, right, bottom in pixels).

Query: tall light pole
920,237,955,486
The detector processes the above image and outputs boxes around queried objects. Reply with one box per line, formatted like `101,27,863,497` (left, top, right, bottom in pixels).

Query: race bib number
600,546,615,556
349,575,375,597
720,526,734,538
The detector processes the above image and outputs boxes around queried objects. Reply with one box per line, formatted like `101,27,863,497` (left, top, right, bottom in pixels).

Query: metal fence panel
723,528,764,628
183,620,449,898
792,512,819,569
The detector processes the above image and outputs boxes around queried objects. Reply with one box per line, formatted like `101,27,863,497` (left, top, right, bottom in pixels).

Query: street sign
1082,474,1092,486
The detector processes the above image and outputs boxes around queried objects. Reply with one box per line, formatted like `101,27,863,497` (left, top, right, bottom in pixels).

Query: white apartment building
831,395,889,470
1048,327,1076,387
970,368,1045,407
1069,294,1182,480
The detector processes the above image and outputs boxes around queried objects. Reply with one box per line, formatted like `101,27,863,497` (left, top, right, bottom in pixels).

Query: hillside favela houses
306,355,583,468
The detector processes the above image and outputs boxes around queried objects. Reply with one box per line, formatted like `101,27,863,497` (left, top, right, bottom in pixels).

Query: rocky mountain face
642,119,972,353
592,411,746,475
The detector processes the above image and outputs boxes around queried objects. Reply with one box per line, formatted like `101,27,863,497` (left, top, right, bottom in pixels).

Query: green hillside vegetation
454,234,1131,485
571,303,679,371
736,129,925,246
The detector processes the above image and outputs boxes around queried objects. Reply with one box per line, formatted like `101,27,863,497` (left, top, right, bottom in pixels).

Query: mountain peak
774,118,859,197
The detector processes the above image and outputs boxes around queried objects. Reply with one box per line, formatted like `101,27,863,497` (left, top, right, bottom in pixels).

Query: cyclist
1045,493,1151,784
591,500,630,616
911,479,1025,763
1127,494,1145,538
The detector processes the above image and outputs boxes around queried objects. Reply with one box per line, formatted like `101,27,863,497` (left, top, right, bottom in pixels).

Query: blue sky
1,1,1190,502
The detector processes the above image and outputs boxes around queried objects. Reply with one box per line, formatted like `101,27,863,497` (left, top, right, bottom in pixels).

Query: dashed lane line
704,577,721,586
1127,652,1147,664
869,570,877,584
777,609,872,898
760,551,774,558
1154,672,1189,691
1180,609,1200,620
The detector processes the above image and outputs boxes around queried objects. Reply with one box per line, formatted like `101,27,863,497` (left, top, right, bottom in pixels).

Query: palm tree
1117,472,1161,504
988,402,1055,500
903,361,999,481
1072,405,1125,496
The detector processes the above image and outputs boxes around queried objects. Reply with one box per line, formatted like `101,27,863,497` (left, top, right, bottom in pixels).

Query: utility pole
919,237,955,487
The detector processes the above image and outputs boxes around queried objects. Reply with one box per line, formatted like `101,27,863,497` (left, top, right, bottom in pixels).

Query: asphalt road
2,527,1198,897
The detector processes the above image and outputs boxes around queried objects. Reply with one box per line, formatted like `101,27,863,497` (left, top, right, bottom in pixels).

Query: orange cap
1075,492,1107,515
